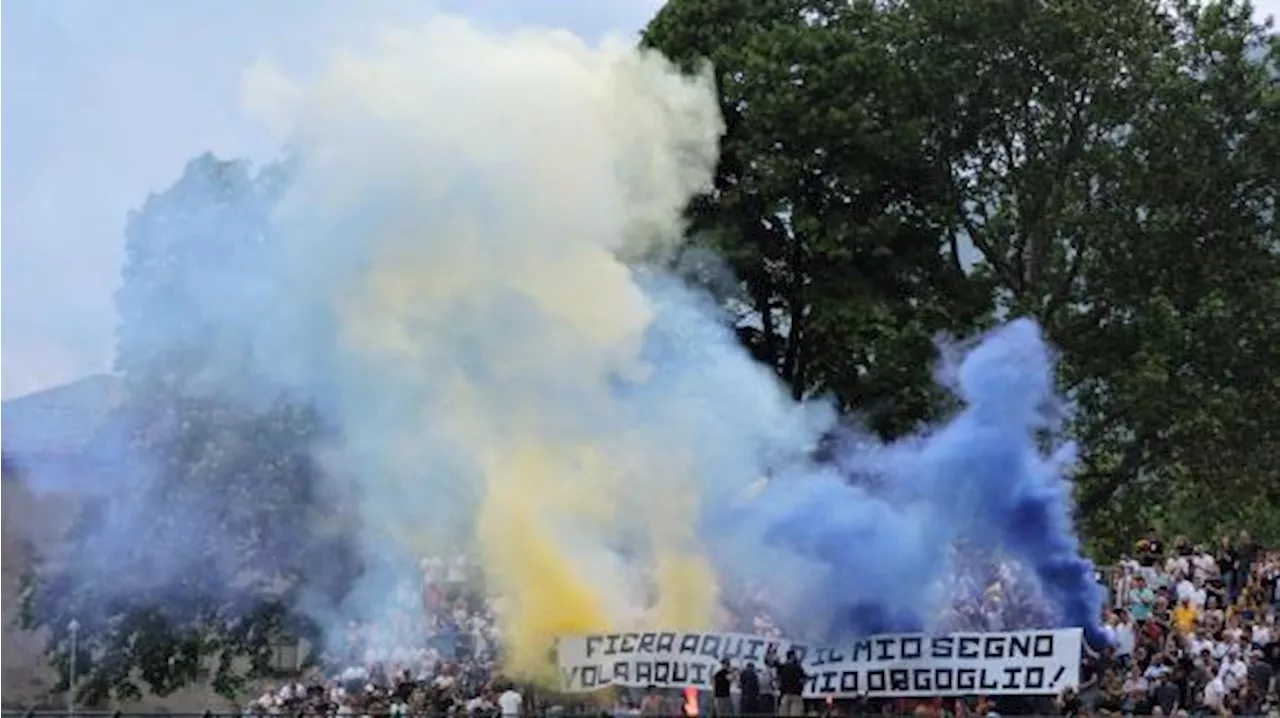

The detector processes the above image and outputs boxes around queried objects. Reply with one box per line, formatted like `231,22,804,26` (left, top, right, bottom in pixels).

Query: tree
1061,1,1280,553
21,155,360,704
644,0,1280,555
646,0,996,439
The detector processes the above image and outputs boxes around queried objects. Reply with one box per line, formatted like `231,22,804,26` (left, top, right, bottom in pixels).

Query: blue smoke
690,318,1108,647
618,275,1106,646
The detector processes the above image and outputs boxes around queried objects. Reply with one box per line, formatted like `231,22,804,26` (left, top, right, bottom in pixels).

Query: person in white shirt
1111,611,1136,664
1203,675,1227,711
422,555,448,590
448,555,467,584
1251,621,1272,646
1176,576,1207,608
467,693,495,714
499,684,524,718
1187,631,1213,658
1143,659,1170,681
1192,548,1218,584
1217,647,1247,691
1212,640,1229,660
1122,669,1148,696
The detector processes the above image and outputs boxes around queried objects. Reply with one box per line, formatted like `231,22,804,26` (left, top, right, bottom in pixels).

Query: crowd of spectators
237,532,1280,718
1077,532,1280,716
243,556,519,718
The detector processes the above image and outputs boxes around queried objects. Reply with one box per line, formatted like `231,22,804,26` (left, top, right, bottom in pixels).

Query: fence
1,714,1059,718
5,569,1127,716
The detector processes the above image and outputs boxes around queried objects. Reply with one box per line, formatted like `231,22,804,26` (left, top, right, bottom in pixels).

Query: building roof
1,374,125,458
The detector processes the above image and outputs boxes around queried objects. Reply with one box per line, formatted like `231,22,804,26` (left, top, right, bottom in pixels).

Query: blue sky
0,0,663,400
2,0,1277,401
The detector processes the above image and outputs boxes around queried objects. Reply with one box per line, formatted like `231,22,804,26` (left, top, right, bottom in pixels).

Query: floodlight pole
67,618,80,717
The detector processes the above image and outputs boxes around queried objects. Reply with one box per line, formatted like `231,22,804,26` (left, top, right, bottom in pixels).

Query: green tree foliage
649,0,996,437
20,155,358,705
644,0,1279,556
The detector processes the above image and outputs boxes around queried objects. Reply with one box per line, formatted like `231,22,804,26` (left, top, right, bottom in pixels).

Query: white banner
557,628,1081,698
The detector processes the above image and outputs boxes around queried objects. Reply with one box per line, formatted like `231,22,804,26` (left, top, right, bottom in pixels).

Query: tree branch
1074,437,1147,519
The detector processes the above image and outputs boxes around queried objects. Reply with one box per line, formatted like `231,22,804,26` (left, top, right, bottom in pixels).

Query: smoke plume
17,14,1108,686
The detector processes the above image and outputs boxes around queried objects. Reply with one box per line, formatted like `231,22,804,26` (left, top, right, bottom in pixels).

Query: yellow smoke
644,460,720,630
250,15,726,682
475,440,612,679
345,247,721,677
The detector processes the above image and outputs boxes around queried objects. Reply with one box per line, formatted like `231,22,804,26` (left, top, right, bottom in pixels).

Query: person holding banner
640,686,666,717
713,658,736,716
772,650,809,717
738,662,761,716
757,658,776,717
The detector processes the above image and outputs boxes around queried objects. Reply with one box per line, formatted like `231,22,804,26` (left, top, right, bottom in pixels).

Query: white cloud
1256,0,1280,25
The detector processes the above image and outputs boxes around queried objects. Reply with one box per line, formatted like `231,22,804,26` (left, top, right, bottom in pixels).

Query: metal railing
1,715,1062,718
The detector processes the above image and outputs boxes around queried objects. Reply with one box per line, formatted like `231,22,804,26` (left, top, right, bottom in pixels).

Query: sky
1,0,1277,401
0,0,664,401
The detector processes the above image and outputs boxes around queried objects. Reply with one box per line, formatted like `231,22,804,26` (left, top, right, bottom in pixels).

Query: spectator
1167,537,1192,577
713,658,735,717
757,651,777,717
1268,563,1280,612
739,662,761,716
1175,574,1207,609
1239,532,1260,591
773,650,807,717
1219,646,1248,692
1248,615,1268,645
1216,535,1239,596
1172,597,1199,633
1153,674,1180,714
1129,574,1155,621
1248,648,1274,695
1109,610,1136,666
639,686,666,717
1191,545,1216,583
1054,686,1081,717
498,682,523,718
1142,530,1164,557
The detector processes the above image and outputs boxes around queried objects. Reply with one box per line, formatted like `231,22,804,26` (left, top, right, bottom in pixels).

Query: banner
557,628,1081,698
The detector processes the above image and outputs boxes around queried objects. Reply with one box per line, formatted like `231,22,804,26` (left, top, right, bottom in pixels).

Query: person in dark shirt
758,650,777,718
1237,684,1263,716
1093,646,1116,681
1216,535,1239,593
1265,635,1280,671
1237,531,1259,592
773,650,808,717
1076,654,1099,709
1055,687,1081,717
738,662,760,716
1153,675,1180,715
713,658,735,717
1137,539,1159,568
1250,660,1274,695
